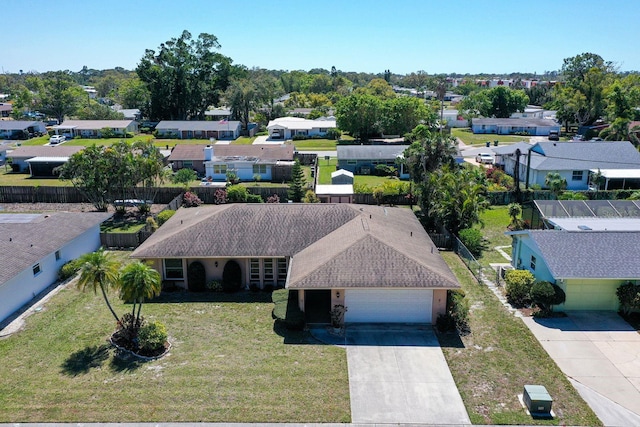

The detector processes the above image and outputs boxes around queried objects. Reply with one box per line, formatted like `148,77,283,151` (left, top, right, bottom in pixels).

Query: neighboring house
0,103,12,117
441,109,468,128
155,120,241,140
492,141,531,170
508,229,640,311
204,108,231,121
510,106,544,119
315,185,353,203
53,120,138,138
337,145,410,178
498,141,640,190
0,212,112,324
0,146,7,163
0,121,47,140
267,117,337,140
131,204,460,324
167,144,295,180
471,118,560,136
7,145,84,174
116,109,141,120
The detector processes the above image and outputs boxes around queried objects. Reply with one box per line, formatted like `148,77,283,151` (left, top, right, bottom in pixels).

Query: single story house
53,120,138,138
510,106,544,119
115,108,141,120
441,109,468,128
167,144,294,180
204,108,232,121
131,204,460,324
7,145,84,174
471,118,560,136
267,117,336,140
508,229,640,311
0,146,7,163
522,199,640,230
0,212,112,324
0,121,47,140
498,141,640,190
155,120,241,140
337,145,410,179
0,103,12,117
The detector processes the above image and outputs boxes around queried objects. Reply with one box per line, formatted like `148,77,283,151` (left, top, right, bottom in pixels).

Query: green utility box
523,384,553,415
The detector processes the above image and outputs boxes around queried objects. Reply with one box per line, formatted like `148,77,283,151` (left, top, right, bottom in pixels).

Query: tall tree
402,124,457,182
288,159,306,202
544,172,567,198
119,261,161,329
136,30,233,120
77,249,121,323
36,71,84,123
458,86,528,119
225,77,258,131
335,93,382,140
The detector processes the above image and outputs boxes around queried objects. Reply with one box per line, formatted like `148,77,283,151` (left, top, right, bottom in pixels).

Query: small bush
246,193,263,203
206,280,223,292
266,193,280,203
137,321,168,354
504,269,535,306
326,128,342,140
530,281,566,315
182,191,202,207
226,185,248,202
374,164,396,177
616,281,640,315
156,209,175,226
58,259,82,281
292,134,308,140
214,188,227,204
458,228,484,257
125,132,134,138
145,216,158,232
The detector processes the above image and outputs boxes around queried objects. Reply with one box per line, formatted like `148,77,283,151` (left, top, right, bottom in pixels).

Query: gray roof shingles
529,141,640,170
167,144,294,162
156,121,241,132
0,212,112,286
9,145,84,159
337,145,409,160
132,204,459,290
528,230,640,279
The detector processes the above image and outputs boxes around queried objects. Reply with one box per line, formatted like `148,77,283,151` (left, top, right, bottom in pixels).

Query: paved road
345,324,471,425
522,311,640,426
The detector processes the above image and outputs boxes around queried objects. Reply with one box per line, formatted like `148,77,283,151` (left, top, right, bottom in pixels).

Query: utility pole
525,148,532,189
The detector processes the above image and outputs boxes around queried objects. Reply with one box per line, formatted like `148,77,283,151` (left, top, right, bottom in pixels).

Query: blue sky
3,0,639,75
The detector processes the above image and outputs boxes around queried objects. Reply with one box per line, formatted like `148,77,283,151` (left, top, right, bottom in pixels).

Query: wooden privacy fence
100,230,154,248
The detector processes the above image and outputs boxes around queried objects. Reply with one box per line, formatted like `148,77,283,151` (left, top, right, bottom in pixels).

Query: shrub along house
131,204,460,324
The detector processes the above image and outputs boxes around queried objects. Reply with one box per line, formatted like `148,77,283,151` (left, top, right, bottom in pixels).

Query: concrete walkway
343,324,471,425
522,311,640,426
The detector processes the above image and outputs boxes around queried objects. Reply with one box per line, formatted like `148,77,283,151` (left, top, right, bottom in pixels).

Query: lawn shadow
273,320,318,345
435,330,466,349
60,344,110,376
148,289,273,304
109,350,146,372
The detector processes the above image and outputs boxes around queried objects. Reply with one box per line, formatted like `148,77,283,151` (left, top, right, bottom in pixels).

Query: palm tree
119,261,161,328
544,172,567,199
599,118,640,145
77,248,121,323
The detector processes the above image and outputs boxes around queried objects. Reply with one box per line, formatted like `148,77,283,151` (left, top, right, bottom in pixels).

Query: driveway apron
345,324,471,425
522,311,640,426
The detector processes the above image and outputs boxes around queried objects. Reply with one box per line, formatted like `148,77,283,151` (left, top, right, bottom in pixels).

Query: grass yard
440,252,601,426
316,158,398,188
452,128,530,146
475,206,513,266
0,281,350,422
293,139,339,151
0,168,72,187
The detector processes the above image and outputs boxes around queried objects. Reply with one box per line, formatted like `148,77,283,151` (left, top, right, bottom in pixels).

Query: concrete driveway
345,324,470,425
522,311,640,426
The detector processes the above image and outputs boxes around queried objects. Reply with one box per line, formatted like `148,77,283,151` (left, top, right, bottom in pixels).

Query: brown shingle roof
132,204,460,290
167,144,294,162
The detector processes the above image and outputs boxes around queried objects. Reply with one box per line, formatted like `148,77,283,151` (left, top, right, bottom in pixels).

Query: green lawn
0,168,72,187
0,280,350,422
316,158,398,188
294,139,339,151
452,128,530,146
440,252,601,426
475,206,513,266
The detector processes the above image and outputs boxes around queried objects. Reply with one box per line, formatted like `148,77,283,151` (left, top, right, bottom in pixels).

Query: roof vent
577,225,592,230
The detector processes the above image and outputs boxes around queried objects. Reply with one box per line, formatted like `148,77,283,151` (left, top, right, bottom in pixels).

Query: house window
33,263,41,276
213,164,227,174
347,160,356,165
264,259,274,282
55,250,61,261
530,255,536,271
572,170,584,181
164,259,184,279
277,258,287,284
250,259,260,281
252,164,267,174
319,128,327,133
183,160,193,169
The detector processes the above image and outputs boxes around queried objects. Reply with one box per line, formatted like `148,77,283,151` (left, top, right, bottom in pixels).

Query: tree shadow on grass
60,344,111,376
109,350,145,373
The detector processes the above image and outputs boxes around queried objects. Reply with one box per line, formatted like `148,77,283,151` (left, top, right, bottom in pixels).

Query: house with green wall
508,230,640,311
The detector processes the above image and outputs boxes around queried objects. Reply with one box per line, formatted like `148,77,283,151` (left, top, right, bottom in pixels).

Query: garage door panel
345,289,433,323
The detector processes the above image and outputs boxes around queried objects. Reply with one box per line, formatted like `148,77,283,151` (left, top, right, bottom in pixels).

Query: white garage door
344,289,433,323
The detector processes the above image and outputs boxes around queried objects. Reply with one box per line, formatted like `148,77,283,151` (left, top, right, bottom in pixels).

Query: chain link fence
452,235,498,284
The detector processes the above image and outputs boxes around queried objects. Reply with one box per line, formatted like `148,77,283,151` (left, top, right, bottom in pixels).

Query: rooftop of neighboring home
315,184,354,195
155,120,241,131
204,108,231,116
337,144,409,160
472,118,559,127
167,144,294,162
526,199,640,231
529,141,640,170
267,116,337,130
8,145,84,159
0,120,43,130
131,204,459,290
54,119,136,130
0,212,112,286
509,229,640,279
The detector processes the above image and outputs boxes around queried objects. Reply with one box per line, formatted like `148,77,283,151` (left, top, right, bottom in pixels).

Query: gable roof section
55,120,135,129
8,145,84,159
287,207,458,289
0,212,111,286
155,120,241,132
529,141,640,170
337,145,409,160
526,230,640,279
0,121,42,130
167,144,294,162
473,118,559,127
267,117,336,130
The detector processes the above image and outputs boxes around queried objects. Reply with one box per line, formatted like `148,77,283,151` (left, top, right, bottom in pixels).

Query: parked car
49,135,65,145
475,153,494,164
548,131,559,141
